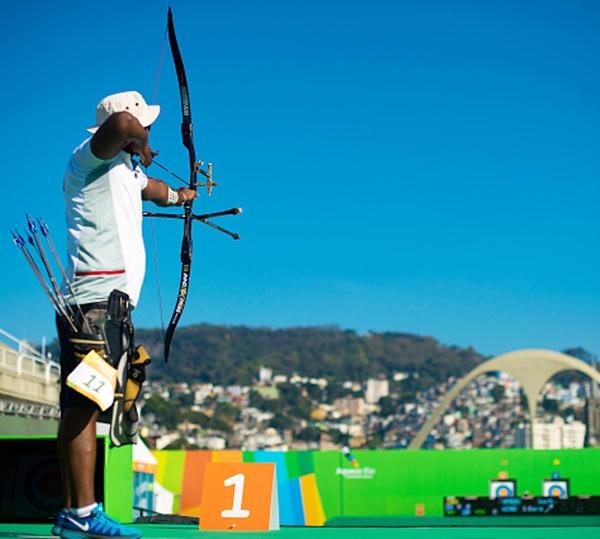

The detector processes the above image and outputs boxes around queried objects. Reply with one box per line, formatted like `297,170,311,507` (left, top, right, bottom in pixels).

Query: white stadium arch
408,349,600,449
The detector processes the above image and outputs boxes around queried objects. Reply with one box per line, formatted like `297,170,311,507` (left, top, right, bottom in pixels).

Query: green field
2,522,600,539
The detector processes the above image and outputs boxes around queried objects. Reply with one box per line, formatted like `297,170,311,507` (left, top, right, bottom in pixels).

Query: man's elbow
108,111,139,137
91,111,140,159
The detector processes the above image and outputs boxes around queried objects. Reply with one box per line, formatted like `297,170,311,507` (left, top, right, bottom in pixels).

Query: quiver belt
69,333,108,362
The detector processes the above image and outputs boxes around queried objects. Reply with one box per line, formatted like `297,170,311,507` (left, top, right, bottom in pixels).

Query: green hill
134,324,485,387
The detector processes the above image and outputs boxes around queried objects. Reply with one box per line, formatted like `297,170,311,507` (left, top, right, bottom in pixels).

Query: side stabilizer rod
143,207,242,220
143,207,242,240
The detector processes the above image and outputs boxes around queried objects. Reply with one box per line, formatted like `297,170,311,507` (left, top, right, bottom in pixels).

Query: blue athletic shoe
60,505,141,538
51,509,68,536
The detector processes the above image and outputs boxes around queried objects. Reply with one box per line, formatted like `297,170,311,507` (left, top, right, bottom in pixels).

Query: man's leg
59,407,99,508
57,418,71,509
56,306,104,511
57,403,141,537
53,417,71,536
55,302,141,537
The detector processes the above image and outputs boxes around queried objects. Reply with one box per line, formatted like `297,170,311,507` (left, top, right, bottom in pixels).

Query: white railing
0,396,60,419
0,327,61,385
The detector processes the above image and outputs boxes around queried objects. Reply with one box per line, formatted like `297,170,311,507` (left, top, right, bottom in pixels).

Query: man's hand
142,179,198,206
177,188,197,204
131,141,153,167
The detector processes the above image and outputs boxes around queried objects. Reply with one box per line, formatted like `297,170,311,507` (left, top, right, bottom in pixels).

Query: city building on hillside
333,397,366,417
588,397,600,446
533,417,586,449
197,435,226,450
193,384,213,404
365,378,389,404
259,366,273,384
533,423,561,449
343,381,362,392
562,421,586,448
393,372,409,382
135,354,598,451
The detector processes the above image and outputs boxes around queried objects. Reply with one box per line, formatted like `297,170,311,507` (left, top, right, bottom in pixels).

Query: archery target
543,479,569,499
489,480,516,499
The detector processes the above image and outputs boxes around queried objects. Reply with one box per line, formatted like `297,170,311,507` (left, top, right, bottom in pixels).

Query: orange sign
200,462,279,531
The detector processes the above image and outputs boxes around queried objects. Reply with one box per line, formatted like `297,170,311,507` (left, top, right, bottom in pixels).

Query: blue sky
1,0,599,358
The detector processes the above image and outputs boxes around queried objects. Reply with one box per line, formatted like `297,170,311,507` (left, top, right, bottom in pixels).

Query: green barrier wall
315,448,600,518
152,447,600,524
103,437,134,522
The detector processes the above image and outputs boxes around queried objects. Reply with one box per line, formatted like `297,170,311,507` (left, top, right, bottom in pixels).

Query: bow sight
147,158,241,240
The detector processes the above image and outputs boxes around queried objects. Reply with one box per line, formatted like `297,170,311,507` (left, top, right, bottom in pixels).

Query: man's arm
90,111,153,165
142,178,197,206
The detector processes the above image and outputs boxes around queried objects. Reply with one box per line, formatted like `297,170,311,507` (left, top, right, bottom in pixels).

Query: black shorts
56,303,109,412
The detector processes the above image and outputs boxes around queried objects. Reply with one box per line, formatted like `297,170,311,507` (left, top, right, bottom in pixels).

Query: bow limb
163,216,192,361
167,7,198,190
163,7,198,362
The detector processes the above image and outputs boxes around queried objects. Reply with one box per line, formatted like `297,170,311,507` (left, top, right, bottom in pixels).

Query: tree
270,413,294,431
296,425,321,442
378,396,397,417
491,384,505,403
542,396,559,413
142,395,182,429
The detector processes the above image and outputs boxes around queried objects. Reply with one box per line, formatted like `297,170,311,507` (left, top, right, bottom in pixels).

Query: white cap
87,91,160,134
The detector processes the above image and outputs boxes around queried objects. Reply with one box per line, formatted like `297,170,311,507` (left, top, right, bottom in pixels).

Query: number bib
66,350,118,411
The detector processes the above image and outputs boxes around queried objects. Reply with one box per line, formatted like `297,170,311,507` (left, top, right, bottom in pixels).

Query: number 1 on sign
221,473,250,518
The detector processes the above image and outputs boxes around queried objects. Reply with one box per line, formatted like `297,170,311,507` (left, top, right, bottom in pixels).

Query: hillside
134,324,486,388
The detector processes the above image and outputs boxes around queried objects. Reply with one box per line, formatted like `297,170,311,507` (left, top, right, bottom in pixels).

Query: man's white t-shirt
62,137,147,307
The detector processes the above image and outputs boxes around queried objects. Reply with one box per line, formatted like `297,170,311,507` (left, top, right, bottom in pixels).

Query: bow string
144,7,242,362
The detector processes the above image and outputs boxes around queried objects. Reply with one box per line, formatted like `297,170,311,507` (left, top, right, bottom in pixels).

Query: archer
53,90,194,539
